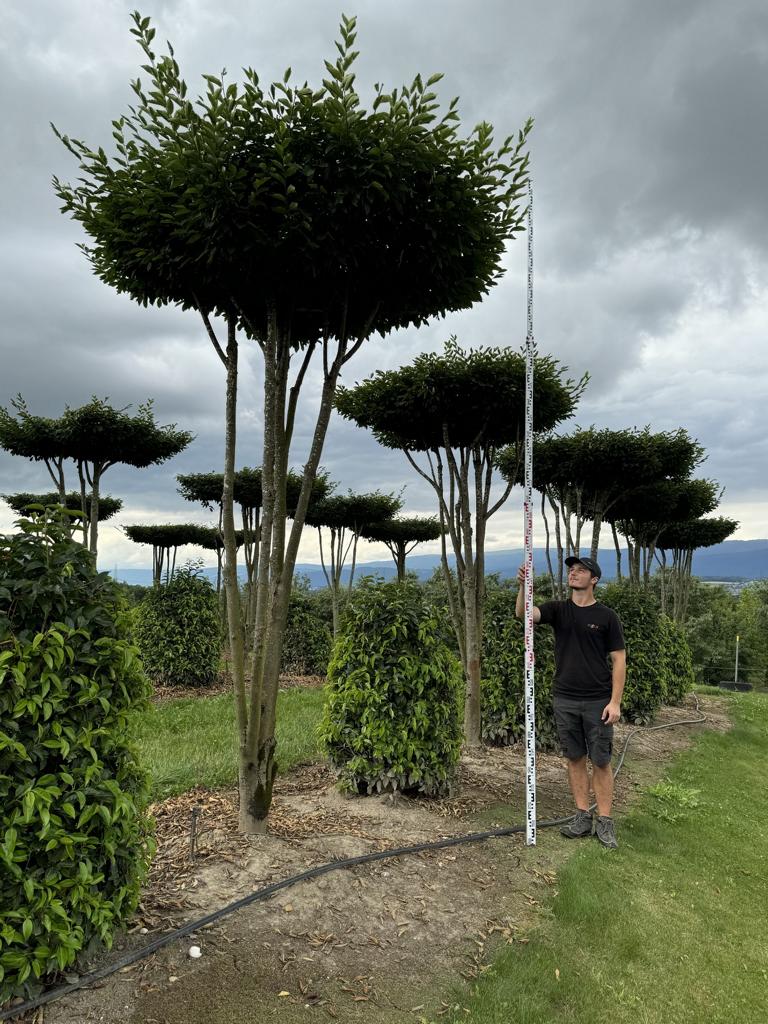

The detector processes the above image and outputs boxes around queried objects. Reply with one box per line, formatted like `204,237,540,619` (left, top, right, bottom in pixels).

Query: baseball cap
565,555,602,580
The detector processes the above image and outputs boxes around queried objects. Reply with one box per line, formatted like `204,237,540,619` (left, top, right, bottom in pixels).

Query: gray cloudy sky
2,0,767,570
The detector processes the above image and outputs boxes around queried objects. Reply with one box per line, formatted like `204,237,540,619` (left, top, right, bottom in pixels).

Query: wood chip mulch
151,674,326,705
137,779,386,928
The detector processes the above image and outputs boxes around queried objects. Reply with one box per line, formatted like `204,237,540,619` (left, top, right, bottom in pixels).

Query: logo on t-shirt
586,622,603,631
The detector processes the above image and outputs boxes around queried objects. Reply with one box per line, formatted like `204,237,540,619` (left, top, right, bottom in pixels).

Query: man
516,556,626,849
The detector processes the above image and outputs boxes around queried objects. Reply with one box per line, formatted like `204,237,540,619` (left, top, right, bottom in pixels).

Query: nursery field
30,688,766,1024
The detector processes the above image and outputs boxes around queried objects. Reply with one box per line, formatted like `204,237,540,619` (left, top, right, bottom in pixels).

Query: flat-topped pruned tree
336,341,584,746
502,427,705,597
2,491,122,548
362,516,443,583
305,491,402,632
0,395,191,556
125,523,216,585
608,477,720,591
657,516,739,622
54,11,532,830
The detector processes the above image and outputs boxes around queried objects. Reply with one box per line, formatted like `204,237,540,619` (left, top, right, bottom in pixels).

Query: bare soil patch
30,695,731,1024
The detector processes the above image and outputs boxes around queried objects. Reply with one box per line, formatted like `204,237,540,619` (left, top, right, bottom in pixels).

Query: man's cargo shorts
553,695,613,766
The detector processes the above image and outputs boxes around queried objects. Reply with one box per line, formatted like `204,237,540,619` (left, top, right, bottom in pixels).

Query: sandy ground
11,694,731,1024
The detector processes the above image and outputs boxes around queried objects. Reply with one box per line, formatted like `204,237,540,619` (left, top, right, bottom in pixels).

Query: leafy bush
280,576,333,676
481,582,559,750
601,580,667,723
133,564,221,687
319,578,463,796
0,513,153,1004
662,615,696,704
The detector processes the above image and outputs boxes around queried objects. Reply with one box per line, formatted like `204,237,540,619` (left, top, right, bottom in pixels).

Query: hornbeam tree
502,427,705,596
305,491,402,632
608,478,720,593
2,491,122,547
54,12,532,830
0,396,191,556
657,516,738,622
362,516,442,583
125,523,215,585
336,341,584,745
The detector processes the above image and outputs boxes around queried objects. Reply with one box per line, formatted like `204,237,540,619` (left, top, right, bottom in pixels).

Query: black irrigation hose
1,697,708,1021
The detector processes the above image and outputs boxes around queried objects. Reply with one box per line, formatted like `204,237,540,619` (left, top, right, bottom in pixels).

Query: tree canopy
2,491,122,522
125,522,215,584
362,515,442,582
53,15,533,344
337,340,584,450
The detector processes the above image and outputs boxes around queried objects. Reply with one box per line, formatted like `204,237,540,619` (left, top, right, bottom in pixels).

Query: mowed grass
437,691,768,1024
134,687,326,800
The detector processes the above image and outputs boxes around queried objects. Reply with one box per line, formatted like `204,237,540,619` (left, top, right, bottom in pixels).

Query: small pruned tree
337,340,584,746
54,11,532,832
505,427,705,597
362,516,442,583
124,523,214,585
305,491,402,633
607,477,720,596
656,516,739,622
0,396,191,556
3,491,122,547
178,468,331,632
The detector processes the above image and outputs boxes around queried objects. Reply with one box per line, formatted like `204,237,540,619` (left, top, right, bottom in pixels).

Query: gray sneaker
560,808,593,839
595,815,618,849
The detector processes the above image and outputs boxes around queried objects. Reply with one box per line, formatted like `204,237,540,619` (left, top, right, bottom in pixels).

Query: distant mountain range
111,538,768,588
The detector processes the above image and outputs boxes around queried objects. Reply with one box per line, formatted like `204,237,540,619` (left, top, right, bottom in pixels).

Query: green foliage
647,780,702,823
0,512,153,1003
319,579,463,796
662,615,696,704
337,339,585,451
133,565,221,686
54,14,533,343
177,467,332,517
481,581,559,750
601,581,667,723
3,491,122,522
281,576,332,676
305,490,401,531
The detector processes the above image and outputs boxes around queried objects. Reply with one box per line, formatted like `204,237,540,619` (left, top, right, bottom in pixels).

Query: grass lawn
436,690,768,1024
134,687,326,800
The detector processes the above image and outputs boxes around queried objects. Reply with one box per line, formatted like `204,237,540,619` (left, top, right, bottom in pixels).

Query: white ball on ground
188,945,202,959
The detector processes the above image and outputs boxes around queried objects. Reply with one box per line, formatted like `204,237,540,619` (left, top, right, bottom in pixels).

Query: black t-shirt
538,600,625,700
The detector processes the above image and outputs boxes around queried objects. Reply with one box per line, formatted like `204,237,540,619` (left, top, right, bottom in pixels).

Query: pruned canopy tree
501,427,705,597
124,523,217,585
305,491,402,632
54,11,532,830
607,477,720,591
657,516,738,622
0,395,191,555
337,340,584,745
362,516,442,583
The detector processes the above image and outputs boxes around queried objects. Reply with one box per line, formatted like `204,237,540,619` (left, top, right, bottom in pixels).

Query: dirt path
35,696,729,1024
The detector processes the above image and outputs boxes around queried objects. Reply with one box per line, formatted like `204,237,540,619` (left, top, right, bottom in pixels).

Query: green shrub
601,580,667,723
280,576,333,676
319,578,463,796
662,615,696,704
481,582,559,751
133,564,221,687
0,513,153,1004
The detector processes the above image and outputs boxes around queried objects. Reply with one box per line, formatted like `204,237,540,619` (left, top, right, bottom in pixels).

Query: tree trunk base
238,746,277,835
